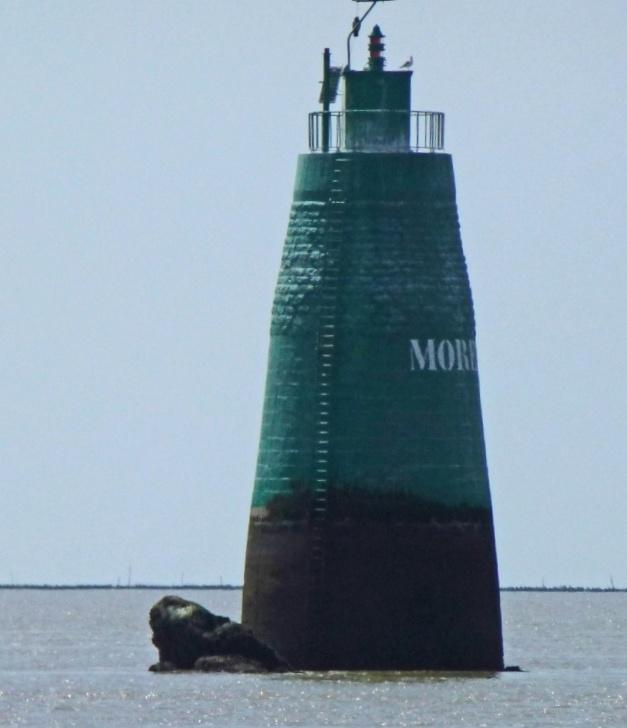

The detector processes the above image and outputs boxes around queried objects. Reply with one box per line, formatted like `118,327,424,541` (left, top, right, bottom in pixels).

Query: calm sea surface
0,589,625,727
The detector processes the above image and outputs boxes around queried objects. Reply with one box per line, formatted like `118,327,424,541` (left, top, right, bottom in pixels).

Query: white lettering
468,340,478,371
437,340,455,370
410,339,437,371
410,338,478,372
455,339,470,371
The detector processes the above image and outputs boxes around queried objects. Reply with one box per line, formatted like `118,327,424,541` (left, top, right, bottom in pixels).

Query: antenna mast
347,0,395,69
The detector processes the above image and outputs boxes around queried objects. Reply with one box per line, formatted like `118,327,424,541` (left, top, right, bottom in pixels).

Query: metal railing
308,110,445,153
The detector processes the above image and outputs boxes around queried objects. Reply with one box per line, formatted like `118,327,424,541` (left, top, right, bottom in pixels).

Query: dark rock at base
194,655,270,673
149,595,228,669
149,661,178,672
149,595,288,673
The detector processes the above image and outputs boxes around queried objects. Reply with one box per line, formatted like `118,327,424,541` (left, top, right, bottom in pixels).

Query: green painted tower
243,9,503,671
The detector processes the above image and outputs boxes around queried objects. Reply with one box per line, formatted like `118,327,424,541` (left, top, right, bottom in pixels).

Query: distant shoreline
0,584,625,592
0,584,243,590
501,586,626,593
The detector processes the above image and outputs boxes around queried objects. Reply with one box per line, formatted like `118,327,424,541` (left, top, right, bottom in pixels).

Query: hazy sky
1,0,625,587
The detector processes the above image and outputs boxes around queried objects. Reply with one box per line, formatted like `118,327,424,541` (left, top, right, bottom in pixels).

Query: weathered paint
242,149,503,670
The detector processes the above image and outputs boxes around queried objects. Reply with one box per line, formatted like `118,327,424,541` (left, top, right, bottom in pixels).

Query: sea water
0,589,625,727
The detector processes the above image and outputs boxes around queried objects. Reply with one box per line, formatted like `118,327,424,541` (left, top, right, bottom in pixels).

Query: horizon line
0,584,625,592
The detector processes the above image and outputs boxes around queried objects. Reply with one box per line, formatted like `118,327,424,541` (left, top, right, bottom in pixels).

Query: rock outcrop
148,595,288,673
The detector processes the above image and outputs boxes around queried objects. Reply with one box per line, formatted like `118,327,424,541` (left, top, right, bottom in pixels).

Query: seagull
400,56,414,69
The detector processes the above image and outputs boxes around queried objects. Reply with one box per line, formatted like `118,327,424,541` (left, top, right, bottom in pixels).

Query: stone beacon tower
243,3,504,671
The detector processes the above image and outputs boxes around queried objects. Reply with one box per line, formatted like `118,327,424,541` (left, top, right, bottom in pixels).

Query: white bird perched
400,56,414,69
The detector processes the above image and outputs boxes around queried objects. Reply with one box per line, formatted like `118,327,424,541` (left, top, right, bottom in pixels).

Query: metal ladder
307,156,349,658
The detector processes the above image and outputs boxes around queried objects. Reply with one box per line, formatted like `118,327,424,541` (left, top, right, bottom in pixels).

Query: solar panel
319,67,342,104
